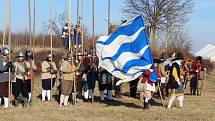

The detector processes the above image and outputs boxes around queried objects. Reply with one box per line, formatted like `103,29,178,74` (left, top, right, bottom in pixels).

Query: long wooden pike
107,0,110,35
28,0,32,48
81,0,84,54
157,85,165,107
75,0,79,62
49,0,53,100
3,0,7,46
8,0,11,108
91,0,95,103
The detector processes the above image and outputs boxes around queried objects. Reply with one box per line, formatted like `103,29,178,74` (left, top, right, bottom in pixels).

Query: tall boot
108,90,113,101
100,91,105,102
64,95,69,106
47,90,51,101
42,90,46,102
60,94,65,107
4,97,9,109
28,92,31,102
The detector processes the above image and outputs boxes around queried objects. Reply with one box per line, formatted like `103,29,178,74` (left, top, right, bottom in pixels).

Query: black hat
196,56,203,62
175,52,184,60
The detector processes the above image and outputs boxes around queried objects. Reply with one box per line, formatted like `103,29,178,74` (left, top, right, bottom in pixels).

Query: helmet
175,52,184,60
77,51,83,56
47,53,54,59
17,51,26,57
83,50,88,56
1,47,9,56
26,50,33,58
196,56,203,62
67,54,73,60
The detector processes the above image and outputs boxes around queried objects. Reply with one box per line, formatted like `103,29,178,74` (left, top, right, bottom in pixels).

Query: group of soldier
129,52,205,109
0,45,117,109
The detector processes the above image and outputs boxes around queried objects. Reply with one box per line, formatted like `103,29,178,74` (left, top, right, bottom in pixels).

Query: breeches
61,80,74,95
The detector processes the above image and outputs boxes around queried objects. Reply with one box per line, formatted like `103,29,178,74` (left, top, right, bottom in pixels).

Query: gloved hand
5,61,13,68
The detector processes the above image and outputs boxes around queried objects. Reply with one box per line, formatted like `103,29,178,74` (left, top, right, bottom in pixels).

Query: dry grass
1,49,215,121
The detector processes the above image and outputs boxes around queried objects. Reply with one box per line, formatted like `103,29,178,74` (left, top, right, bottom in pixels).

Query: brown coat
60,60,77,81
41,61,57,79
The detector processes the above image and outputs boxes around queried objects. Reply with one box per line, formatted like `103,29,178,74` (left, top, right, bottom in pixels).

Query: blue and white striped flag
96,16,157,85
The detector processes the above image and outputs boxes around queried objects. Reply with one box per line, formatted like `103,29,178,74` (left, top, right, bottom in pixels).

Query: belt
63,72,74,74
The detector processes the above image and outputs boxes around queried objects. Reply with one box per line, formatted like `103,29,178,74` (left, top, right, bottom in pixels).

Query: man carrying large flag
96,16,158,108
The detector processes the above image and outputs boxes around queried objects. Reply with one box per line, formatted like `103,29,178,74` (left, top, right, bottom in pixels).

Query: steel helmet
47,53,54,59
26,49,33,57
1,47,9,56
17,51,26,57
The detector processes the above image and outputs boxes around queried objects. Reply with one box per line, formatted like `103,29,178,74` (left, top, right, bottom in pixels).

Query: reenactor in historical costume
137,60,160,109
114,77,122,99
79,51,92,101
84,59,98,102
59,54,77,106
13,51,29,107
130,78,139,98
41,53,57,102
0,47,14,109
190,56,203,95
62,23,69,49
163,52,176,97
75,52,85,100
98,67,113,102
167,52,185,109
74,24,81,49
158,58,168,99
25,49,37,102
182,59,191,89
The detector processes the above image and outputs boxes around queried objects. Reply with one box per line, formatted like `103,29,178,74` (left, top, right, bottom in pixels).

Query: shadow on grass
90,96,143,109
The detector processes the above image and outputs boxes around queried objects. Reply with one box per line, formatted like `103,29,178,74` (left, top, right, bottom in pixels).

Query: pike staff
49,0,53,100
8,0,12,108
91,0,95,103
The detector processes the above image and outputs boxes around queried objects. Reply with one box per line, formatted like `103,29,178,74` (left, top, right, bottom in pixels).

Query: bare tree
123,0,194,50
159,27,192,55
42,12,67,36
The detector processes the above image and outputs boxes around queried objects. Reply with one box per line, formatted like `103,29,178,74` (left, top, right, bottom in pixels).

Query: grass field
0,51,215,121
